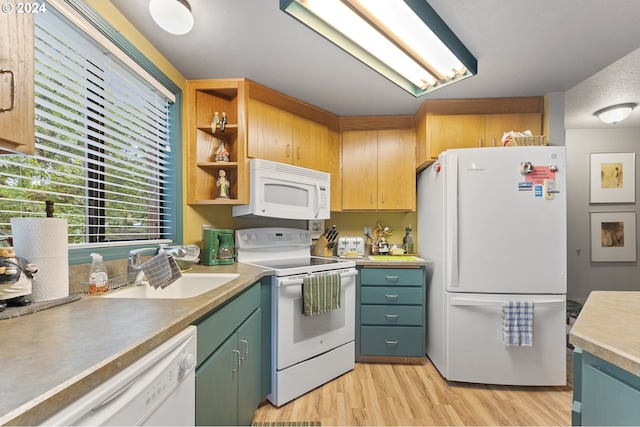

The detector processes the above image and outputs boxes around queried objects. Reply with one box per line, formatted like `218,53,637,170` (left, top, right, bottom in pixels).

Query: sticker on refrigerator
534,185,543,197
518,182,533,191
525,166,556,185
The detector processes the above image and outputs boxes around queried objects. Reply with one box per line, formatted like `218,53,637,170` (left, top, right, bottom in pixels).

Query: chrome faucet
128,247,159,285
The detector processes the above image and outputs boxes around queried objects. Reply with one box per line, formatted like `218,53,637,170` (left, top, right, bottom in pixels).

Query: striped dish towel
302,273,341,316
502,301,534,346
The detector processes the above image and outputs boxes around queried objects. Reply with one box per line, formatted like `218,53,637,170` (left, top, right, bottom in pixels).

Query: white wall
566,128,640,301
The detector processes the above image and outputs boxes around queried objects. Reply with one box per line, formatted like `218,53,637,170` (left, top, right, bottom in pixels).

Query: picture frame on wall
308,219,325,239
589,152,636,203
590,211,636,262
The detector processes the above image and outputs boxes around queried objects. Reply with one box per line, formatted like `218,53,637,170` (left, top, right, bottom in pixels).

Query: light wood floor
251,360,572,426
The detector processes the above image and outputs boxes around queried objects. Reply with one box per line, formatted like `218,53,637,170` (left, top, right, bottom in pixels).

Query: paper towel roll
10,218,69,302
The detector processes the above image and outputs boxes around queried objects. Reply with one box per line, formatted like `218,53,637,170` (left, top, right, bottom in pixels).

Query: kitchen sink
102,273,240,299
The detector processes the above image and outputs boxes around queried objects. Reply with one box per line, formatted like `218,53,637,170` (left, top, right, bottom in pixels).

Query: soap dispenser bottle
89,253,109,295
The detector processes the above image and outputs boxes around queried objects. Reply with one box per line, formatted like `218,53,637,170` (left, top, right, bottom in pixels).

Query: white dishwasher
44,326,196,426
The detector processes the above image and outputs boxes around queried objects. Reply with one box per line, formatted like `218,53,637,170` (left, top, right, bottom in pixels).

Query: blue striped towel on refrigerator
502,301,534,346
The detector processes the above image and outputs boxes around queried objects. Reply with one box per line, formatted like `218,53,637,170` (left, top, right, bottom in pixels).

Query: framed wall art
590,152,636,203
590,211,636,262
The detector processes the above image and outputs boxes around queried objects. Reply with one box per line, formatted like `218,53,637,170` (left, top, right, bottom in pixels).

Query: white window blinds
0,8,174,245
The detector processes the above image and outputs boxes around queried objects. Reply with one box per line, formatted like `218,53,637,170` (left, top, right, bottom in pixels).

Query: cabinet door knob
0,69,16,113
297,146,302,160
286,144,291,157
384,340,399,346
385,294,399,300
384,313,399,319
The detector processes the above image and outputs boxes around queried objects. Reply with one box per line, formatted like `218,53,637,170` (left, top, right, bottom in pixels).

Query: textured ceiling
108,0,640,128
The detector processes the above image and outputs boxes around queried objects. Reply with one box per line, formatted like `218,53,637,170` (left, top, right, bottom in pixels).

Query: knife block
311,235,329,256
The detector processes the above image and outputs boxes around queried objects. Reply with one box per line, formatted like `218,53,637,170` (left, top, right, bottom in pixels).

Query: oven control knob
239,233,248,241
250,233,257,240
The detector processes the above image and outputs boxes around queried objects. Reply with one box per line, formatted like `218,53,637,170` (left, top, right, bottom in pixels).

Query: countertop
569,291,640,377
0,262,271,426
0,256,431,425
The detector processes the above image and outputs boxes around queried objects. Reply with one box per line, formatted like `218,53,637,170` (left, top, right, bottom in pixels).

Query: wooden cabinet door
247,100,293,163
342,130,377,209
429,115,485,158
0,2,34,154
377,129,415,210
485,113,542,147
295,119,329,172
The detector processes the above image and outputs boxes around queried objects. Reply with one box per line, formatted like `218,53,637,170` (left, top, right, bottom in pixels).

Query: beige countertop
0,262,271,426
569,291,640,377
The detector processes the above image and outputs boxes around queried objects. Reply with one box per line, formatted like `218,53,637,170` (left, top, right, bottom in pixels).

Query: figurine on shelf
214,141,230,162
0,247,37,312
220,111,227,132
216,169,231,199
211,112,220,133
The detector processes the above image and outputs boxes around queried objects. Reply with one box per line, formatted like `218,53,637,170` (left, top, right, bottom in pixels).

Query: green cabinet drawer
360,326,423,357
361,305,423,326
360,286,422,305
360,267,422,286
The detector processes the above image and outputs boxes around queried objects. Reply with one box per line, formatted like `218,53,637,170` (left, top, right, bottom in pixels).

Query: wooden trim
340,115,416,131
416,96,543,116
246,80,340,131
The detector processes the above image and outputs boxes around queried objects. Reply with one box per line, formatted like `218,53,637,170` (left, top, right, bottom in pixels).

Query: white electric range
236,227,357,406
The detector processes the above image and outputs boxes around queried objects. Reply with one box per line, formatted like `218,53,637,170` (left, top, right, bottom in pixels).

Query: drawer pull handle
385,340,399,345
384,314,399,319
385,294,399,299
385,276,399,281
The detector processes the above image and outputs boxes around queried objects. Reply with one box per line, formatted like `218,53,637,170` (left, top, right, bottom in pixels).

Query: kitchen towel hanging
502,301,534,346
140,250,182,289
302,273,341,316
10,218,69,302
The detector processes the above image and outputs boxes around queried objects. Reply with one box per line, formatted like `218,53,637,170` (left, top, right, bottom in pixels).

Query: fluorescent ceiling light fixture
280,0,477,96
149,0,194,35
594,103,637,124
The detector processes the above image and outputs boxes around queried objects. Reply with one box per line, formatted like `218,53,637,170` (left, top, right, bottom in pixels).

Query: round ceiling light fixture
149,0,194,35
594,102,638,124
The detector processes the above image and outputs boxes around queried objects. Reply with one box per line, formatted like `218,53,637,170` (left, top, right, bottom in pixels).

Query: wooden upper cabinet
342,128,415,211
377,129,415,210
429,114,486,158
342,130,378,210
415,97,544,169
186,79,248,205
485,113,542,147
0,3,34,154
247,99,330,172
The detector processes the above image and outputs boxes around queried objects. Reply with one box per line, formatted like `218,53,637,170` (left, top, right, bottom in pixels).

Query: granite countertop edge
0,262,272,426
569,291,640,377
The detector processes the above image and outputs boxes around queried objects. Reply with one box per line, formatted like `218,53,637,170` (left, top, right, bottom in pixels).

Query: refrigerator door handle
447,153,459,288
450,297,565,307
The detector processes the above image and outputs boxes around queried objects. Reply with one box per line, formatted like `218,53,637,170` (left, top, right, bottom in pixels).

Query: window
0,5,180,253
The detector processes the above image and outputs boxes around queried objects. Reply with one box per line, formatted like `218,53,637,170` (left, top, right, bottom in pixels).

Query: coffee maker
202,229,236,266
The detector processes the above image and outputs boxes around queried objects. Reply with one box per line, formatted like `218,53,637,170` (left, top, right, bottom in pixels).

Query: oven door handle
279,269,357,287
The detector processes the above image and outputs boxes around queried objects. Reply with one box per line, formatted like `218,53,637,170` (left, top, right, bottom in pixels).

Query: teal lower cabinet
573,347,640,426
195,283,262,426
356,266,426,361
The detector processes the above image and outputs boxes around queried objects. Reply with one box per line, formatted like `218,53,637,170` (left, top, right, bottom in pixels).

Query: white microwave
232,159,330,220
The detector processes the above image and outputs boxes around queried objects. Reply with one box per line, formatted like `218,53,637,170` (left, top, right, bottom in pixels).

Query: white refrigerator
418,146,567,386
